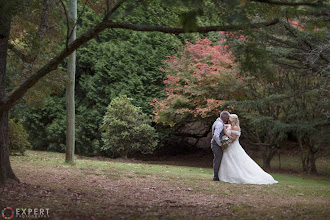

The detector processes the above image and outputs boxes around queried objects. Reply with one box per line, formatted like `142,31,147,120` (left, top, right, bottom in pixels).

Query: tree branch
39,0,50,40
250,0,322,6
176,124,212,139
104,18,280,34
58,0,70,49
0,17,279,112
7,42,33,63
284,23,330,64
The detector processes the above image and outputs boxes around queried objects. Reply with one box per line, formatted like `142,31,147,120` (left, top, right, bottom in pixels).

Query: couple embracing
211,111,278,185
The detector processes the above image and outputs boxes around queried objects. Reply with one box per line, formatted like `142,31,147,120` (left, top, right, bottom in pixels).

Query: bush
9,119,32,155
101,95,158,158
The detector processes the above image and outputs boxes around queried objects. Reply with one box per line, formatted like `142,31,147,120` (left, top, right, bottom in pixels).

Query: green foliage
8,119,32,155
223,7,330,171
23,96,66,153
101,95,158,158
21,0,185,156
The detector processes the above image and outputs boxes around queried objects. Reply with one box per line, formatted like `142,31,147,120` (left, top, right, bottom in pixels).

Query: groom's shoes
213,177,220,181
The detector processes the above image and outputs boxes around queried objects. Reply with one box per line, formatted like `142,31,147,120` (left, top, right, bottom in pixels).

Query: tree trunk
0,3,19,183
0,111,19,183
262,154,272,169
307,142,317,174
65,0,77,164
298,132,318,174
297,133,308,172
308,153,317,174
262,145,277,169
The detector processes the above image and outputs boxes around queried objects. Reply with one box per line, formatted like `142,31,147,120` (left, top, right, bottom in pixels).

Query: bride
219,114,278,185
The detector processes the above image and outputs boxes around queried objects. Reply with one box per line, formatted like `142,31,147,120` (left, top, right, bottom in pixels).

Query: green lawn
3,150,330,219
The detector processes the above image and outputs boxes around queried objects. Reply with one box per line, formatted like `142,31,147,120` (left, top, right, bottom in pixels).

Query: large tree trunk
0,3,19,183
0,111,19,183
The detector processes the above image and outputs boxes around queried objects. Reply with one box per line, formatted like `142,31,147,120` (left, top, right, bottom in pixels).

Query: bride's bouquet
221,135,233,149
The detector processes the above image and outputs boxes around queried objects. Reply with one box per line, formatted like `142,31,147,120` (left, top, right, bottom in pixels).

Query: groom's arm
213,122,223,146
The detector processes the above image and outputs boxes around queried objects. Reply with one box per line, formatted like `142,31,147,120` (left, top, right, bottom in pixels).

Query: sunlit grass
13,150,330,186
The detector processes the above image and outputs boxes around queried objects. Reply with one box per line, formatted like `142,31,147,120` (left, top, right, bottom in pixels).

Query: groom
211,111,230,181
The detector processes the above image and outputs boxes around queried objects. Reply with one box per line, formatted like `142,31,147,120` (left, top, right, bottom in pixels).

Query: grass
252,153,330,176
2,150,330,219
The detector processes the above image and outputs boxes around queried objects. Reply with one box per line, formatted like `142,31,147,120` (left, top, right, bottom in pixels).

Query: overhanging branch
104,18,280,34
250,0,322,6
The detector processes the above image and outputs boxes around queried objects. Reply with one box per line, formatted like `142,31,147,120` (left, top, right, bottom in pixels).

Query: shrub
101,95,158,158
9,119,32,155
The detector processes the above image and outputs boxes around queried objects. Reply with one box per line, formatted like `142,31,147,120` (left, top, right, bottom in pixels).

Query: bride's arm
226,126,239,141
229,133,238,141
224,126,229,136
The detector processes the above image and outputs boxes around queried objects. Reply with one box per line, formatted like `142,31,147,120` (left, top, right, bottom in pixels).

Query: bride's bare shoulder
232,126,240,131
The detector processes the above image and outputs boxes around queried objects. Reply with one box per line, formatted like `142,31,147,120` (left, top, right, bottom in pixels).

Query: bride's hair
229,114,240,127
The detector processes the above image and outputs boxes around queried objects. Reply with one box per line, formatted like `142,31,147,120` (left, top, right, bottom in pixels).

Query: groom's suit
211,118,225,180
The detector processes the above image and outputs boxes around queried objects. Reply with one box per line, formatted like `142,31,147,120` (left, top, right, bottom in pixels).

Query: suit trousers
211,143,223,179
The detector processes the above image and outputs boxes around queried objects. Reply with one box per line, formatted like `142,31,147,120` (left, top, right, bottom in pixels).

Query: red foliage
151,38,241,126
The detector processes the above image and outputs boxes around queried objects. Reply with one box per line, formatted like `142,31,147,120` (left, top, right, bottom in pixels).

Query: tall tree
65,0,77,164
0,0,20,183
227,2,329,172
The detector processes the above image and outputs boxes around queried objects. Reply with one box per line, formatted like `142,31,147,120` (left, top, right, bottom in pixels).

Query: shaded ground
120,149,330,176
1,151,329,219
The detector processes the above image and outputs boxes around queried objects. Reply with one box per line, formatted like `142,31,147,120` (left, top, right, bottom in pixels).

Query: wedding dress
219,130,278,185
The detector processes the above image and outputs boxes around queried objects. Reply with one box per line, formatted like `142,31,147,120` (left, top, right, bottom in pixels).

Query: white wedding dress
219,130,278,185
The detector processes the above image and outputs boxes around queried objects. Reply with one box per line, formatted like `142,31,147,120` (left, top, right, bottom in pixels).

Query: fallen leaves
2,151,329,219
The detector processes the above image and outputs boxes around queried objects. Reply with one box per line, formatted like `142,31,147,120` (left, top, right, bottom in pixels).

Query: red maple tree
152,38,243,126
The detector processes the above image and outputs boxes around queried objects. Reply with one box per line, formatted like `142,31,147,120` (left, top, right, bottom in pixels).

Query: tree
0,0,20,183
101,95,158,158
151,37,244,148
152,38,242,126
263,15,328,174
0,0,325,183
65,0,77,164
226,4,329,172
8,119,31,155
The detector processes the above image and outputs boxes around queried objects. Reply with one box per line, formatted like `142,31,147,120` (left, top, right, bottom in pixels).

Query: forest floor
1,150,329,219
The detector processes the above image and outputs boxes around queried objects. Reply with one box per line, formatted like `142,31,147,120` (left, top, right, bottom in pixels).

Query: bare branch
67,0,89,49
58,0,70,50
250,0,323,6
106,0,110,14
284,22,330,64
104,0,127,20
7,42,33,63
